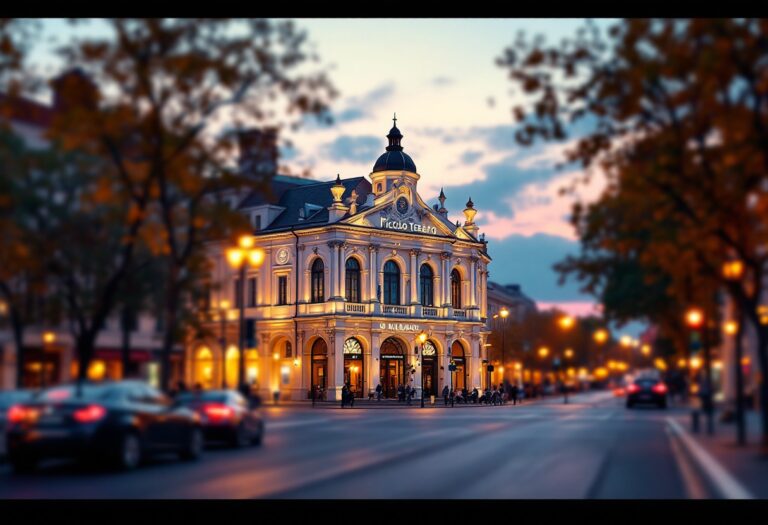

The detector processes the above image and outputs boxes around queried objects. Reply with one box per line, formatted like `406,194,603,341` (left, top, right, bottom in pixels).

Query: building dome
372,115,417,173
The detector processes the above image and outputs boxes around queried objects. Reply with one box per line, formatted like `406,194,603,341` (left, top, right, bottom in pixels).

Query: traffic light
449,363,457,372
487,365,494,372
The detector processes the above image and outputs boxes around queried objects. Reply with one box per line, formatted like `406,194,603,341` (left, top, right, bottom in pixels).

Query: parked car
5,380,203,473
174,390,263,448
626,377,668,409
0,390,37,459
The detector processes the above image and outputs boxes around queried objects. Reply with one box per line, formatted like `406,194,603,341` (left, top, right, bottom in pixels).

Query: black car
5,381,203,473
0,390,36,459
626,377,668,408
175,390,263,448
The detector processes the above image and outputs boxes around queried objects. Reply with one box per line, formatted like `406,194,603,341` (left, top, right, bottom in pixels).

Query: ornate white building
186,121,492,401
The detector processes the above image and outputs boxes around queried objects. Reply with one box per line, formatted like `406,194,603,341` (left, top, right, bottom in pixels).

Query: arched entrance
422,340,438,396
193,347,215,389
343,337,364,398
224,346,260,390
379,337,406,398
310,338,328,394
450,340,467,392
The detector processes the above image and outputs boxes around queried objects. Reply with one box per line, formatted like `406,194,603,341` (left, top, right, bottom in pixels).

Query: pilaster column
328,241,340,300
368,244,379,303
338,242,347,300
441,252,451,307
469,256,478,308
296,244,305,304
410,249,420,305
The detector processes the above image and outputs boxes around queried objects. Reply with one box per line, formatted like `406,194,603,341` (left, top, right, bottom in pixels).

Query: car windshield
635,379,658,388
38,384,113,402
176,392,229,404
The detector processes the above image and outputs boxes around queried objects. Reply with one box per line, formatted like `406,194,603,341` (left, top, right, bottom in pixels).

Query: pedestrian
341,383,349,408
449,389,455,407
405,384,412,405
347,382,355,408
510,383,519,405
376,382,383,401
471,387,479,404
397,383,405,403
442,384,450,406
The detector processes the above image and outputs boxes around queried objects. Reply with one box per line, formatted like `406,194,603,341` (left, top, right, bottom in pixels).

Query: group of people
441,383,522,407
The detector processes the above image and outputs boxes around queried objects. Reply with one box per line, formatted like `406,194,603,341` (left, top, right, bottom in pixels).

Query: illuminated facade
186,121,492,400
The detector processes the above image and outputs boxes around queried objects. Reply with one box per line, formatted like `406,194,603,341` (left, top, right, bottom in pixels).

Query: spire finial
393,112,397,127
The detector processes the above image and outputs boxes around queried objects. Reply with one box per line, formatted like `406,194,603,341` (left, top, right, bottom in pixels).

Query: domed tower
370,114,419,196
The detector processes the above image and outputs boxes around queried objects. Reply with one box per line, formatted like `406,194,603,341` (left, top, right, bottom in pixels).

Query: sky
30,18,644,337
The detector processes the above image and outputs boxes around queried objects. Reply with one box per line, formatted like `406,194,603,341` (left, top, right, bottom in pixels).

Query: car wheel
251,422,264,446
10,453,37,474
117,432,142,471
180,427,203,461
232,423,249,449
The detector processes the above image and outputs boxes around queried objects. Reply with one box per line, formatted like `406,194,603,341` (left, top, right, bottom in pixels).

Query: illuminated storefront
187,120,491,400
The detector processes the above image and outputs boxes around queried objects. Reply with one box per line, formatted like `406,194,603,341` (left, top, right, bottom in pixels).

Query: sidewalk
669,406,768,498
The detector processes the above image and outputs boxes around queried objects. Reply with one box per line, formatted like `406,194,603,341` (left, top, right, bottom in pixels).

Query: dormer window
377,183,383,193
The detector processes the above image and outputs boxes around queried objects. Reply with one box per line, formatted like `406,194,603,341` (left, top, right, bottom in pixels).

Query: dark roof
262,176,371,231
238,174,317,209
372,150,417,173
0,93,55,128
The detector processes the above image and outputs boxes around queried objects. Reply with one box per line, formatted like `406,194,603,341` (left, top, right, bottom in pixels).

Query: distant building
486,282,537,326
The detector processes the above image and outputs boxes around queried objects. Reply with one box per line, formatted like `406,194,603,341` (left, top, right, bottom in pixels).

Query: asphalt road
0,391,712,499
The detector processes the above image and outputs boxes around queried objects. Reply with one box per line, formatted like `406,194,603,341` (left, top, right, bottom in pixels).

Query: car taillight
73,404,107,423
627,384,640,394
653,383,668,394
203,403,234,421
7,405,29,424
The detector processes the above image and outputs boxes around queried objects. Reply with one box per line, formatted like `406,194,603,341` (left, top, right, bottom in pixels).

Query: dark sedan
175,390,263,448
5,381,203,473
1,390,37,459
626,377,668,408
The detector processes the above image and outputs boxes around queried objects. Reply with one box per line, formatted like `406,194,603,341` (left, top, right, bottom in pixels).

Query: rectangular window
245,319,256,348
234,278,243,308
277,275,288,306
248,277,257,307
253,214,262,231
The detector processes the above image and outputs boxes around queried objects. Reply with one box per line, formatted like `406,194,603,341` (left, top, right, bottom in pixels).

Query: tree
52,19,336,391
499,18,768,450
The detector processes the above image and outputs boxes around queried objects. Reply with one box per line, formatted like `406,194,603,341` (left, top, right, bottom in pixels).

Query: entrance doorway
343,337,364,398
379,337,406,398
450,340,467,392
311,338,328,396
422,340,438,397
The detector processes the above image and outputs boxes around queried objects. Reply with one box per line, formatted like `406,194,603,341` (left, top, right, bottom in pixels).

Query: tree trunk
160,265,180,393
120,307,132,379
10,308,26,389
75,328,98,396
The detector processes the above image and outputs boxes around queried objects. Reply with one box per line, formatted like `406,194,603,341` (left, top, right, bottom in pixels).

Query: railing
453,309,466,318
423,307,439,317
383,305,409,315
345,303,366,314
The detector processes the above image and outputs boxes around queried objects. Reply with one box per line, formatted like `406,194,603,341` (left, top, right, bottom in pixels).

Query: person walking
347,382,355,408
442,384,450,406
405,383,413,405
510,383,519,405
376,382,383,401
449,389,455,407
341,383,349,408
397,383,405,403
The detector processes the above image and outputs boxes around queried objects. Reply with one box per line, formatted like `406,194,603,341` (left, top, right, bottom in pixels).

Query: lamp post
723,260,746,446
418,331,427,408
686,307,713,435
563,348,574,404
499,307,509,385
218,299,230,389
226,235,265,396
558,315,575,402
42,331,56,389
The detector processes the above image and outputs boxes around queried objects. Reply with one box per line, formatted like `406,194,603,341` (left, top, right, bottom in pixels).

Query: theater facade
186,121,492,401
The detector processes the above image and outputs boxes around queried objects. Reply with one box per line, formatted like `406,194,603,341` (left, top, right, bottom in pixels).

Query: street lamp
41,331,56,389
723,259,746,445
418,331,427,408
226,235,265,395
218,299,230,388
499,307,509,385
685,306,713,435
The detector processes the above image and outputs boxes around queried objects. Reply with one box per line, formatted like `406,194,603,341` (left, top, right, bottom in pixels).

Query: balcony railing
423,307,439,317
453,309,466,318
345,303,367,314
383,305,409,316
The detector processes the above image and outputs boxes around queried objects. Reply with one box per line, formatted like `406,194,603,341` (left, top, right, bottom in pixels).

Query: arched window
284,341,292,358
383,260,400,305
451,269,462,309
345,258,361,303
419,264,434,307
311,259,324,303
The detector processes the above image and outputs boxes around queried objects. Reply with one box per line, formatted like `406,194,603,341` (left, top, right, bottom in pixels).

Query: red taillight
202,403,234,421
73,404,107,423
627,384,640,394
7,405,29,424
653,383,668,394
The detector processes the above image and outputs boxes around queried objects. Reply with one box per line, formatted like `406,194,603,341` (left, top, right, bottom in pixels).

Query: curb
666,417,754,499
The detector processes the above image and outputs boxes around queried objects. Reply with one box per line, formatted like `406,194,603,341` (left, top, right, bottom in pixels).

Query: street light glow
418,332,427,344
558,315,574,330
685,308,704,328
500,307,509,319
641,344,651,356
238,235,255,249
226,247,245,267
620,335,632,347
538,347,549,358
593,329,609,344
43,331,56,344
724,321,738,335
564,348,574,359
722,260,744,280
248,247,266,267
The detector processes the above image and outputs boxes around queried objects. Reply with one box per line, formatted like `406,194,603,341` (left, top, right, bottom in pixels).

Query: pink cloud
537,301,601,317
